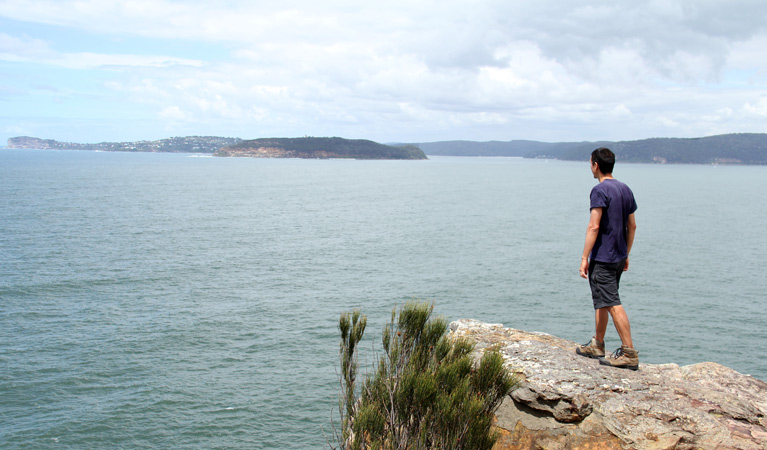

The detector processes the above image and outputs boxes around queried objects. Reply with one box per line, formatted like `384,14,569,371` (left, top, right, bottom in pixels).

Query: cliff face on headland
449,320,767,450
214,137,427,160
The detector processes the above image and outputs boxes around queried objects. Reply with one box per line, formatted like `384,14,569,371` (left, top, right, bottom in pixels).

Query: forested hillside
215,137,427,160
420,133,767,164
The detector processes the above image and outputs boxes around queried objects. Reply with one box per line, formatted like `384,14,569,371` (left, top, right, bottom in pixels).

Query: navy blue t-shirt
589,179,637,263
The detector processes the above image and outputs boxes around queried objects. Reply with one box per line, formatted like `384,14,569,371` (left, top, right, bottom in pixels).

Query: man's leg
589,260,639,369
599,305,638,370
595,308,609,343
605,305,633,349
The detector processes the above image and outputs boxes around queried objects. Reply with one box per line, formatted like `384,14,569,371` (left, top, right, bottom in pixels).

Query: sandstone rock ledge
449,319,767,450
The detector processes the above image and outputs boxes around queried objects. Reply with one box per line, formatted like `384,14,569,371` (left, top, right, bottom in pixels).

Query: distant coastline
6,133,767,164
5,136,427,161
417,133,767,165
6,136,240,154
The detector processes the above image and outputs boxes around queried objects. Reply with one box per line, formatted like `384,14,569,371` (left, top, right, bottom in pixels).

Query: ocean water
1,149,765,449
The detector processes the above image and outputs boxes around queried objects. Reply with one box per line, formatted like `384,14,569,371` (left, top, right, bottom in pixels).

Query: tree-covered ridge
420,133,767,164
214,137,427,160
606,133,767,164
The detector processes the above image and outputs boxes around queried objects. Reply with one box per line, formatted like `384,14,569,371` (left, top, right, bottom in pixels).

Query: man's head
591,147,615,175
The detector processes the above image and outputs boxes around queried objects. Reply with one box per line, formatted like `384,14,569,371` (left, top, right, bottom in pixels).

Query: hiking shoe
575,337,605,359
599,346,639,371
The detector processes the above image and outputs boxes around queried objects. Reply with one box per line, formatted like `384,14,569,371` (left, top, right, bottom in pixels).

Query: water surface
1,150,765,449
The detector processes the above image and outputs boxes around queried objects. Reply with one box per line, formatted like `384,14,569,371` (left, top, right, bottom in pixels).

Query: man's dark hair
591,147,615,174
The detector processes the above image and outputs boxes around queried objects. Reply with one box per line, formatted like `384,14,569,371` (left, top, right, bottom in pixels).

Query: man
576,147,639,370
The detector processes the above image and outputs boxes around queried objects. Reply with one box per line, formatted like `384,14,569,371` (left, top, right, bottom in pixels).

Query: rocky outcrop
449,319,767,450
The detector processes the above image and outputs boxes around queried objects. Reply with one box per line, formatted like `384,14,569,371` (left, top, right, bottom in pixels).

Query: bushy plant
332,302,517,450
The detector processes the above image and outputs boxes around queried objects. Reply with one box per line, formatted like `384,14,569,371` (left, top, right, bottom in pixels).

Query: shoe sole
598,358,639,370
575,348,605,359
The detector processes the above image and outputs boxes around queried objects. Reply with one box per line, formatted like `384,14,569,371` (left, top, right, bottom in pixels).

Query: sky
2,0,767,145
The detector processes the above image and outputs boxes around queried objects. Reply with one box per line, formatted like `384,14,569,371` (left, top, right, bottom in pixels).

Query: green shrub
332,301,517,450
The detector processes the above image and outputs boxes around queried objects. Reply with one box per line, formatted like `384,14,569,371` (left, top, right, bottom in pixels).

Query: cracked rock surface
449,319,767,450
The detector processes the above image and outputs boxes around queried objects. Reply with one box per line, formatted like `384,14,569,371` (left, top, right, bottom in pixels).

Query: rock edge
449,319,767,450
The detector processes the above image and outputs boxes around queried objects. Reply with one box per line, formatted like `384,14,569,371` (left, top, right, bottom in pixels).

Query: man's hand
580,258,589,278
623,257,630,272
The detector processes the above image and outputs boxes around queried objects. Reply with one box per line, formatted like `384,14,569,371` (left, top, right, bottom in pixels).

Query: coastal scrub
332,302,517,450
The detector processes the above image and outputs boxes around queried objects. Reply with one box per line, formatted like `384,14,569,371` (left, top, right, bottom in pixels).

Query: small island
214,137,426,160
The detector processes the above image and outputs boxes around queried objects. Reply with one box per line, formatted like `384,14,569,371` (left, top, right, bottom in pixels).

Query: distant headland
214,137,426,160
6,136,427,160
6,133,767,164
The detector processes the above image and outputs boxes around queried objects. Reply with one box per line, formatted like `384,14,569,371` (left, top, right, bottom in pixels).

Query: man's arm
624,213,636,271
580,207,602,278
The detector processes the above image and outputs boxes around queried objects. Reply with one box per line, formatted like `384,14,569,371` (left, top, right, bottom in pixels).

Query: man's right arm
580,207,602,278
624,213,636,271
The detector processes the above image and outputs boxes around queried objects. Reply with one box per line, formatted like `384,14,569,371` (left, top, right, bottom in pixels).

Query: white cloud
0,32,54,59
61,53,203,70
159,105,187,121
743,96,767,117
2,0,767,142
0,32,202,69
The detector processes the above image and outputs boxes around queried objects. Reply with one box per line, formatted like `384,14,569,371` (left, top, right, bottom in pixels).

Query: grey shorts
588,259,626,310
